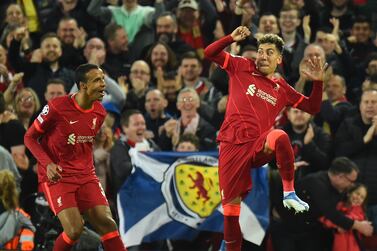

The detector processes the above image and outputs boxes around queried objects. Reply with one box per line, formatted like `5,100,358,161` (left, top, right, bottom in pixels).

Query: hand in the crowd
144,130,154,140
363,123,376,144
106,0,119,5
322,90,329,101
353,220,374,236
13,26,28,42
73,27,87,49
301,56,327,81
213,20,225,40
336,226,346,233
294,161,309,170
347,35,356,44
326,33,342,54
304,124,314,145
59,0,76,12
0,111,17,124
298,59,308,82
217,95,228,113
373,115,377,135
30,49,43,63
131,78,147,96
118,75,129,94
329,18,340,37
156,67,164,90
47,163,62,182
231,26,251,42
302,15,311,44
0,64,9,82
214,0,225,12
6,72,24,93
175,69,182,90
12,152,29,170
164,119,178,138
88,48,105,65
12,72,24,84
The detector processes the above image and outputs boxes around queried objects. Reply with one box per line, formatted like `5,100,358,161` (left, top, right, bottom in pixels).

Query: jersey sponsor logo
69,120,78,124
37,105,50,123
256,89,277,106
246,84,256,96
67,133,76,145
246,84,277,106
67,133,94,145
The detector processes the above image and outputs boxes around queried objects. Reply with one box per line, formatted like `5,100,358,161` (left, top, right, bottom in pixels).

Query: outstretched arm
204,26,250,66
294,56,327,114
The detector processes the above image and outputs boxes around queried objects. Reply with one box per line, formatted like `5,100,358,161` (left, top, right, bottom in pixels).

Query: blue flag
117,149,269,248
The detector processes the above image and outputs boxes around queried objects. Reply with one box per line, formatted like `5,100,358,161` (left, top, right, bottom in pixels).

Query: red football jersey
217,53,307,144
33,94,106,183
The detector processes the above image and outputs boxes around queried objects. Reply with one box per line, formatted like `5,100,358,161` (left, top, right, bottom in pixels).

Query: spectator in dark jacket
335,89,377,206
109,109,159,199
315,74,354,137
270,157,373,251
282,107,332,180
8,32,75,103
41,0,100,38
144,89,171,146
56,17,86,70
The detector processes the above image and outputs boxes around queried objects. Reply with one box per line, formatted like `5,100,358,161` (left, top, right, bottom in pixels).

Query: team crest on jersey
161,155,220,227
92,117,97,129
67,133,76,145
246,84,256,96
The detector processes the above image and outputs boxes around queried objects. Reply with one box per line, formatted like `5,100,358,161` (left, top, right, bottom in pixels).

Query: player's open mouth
99,90,105,96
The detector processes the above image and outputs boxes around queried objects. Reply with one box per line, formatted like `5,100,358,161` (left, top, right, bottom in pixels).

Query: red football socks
53,232,75,251
223,215,242,251
275,133,295,191
101,231,127,251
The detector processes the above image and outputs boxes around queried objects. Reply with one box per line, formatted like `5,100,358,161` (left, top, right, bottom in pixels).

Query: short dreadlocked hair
257,34,285,54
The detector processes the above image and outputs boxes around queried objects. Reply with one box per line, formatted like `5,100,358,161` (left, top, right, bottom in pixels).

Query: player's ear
277,54,282,65
79,81,87,90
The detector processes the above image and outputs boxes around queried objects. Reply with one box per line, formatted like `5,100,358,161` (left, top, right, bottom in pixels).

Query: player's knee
266,129,287,151
274,130,289,146
65,222,84,240
223,203,241,216
96,214,118,234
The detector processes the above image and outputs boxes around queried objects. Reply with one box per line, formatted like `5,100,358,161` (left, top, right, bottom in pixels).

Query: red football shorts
41,178,109,215
219,140,273,205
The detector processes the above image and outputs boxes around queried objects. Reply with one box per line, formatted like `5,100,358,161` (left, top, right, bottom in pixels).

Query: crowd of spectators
1,0,377,250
